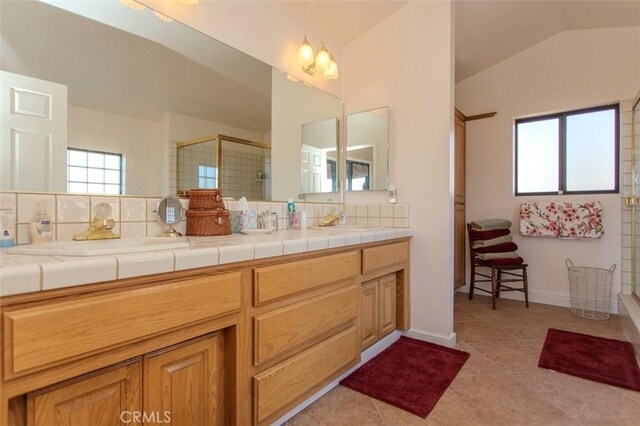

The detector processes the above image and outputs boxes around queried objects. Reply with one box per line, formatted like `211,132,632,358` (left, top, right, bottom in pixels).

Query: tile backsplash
0,191,409,245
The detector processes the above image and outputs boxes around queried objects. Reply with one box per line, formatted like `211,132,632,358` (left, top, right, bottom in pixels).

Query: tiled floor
285,292,640,425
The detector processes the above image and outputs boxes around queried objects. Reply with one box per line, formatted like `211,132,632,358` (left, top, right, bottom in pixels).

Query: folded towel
470,219,512,231
468,228,510,241
482,257,524,266
474,242,518,254
472,235,513,248
477,251,520,260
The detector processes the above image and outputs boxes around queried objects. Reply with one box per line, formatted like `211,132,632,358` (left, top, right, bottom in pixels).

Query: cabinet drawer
254,251,358,305
362,241,408,274
4,273,242,377
254,284,358,365
254,326,359,424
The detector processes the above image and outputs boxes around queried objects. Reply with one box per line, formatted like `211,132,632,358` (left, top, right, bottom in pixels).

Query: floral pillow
558,202,603,239
519,202,560,237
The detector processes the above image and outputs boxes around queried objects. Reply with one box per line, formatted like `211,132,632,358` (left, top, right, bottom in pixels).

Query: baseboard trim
403,328,457,347
456,285,619,314
272,331,401,425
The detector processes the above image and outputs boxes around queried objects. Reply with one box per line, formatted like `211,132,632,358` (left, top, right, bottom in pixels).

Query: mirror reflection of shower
175,135,271,201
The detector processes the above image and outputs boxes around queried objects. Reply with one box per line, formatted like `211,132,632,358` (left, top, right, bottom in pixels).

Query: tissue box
231,210,257,233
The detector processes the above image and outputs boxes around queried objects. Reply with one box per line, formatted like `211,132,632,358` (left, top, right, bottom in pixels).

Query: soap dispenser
30,202,53,243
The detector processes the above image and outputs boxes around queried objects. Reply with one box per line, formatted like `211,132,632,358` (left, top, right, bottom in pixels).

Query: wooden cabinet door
454,203,466,289
144,334,222,426
27,360,141,426
378,275,396,338
454,114,466,204
360,280,379,350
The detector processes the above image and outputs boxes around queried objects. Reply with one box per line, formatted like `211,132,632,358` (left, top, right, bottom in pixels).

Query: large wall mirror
0,0,342,203
345,107,389,191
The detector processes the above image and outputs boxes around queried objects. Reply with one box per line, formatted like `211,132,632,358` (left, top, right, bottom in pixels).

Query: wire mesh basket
566,259,615,320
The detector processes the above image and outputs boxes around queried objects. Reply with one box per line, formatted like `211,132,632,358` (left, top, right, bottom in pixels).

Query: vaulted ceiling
281,0,640,83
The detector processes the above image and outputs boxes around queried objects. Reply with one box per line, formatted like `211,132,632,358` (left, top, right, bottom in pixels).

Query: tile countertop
0,227,414,297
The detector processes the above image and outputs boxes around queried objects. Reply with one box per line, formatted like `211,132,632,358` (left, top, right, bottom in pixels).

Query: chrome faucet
73,203,120,240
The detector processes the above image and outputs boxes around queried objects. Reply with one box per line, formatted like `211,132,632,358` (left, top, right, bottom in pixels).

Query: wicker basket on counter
188,189,225,210
186,209,231,236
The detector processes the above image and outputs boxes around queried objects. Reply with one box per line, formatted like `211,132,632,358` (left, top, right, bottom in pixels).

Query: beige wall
68,105,163,196
343,1,456,344
456,27,640,309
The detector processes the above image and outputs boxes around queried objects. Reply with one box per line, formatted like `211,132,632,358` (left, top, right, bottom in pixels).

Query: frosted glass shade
324,58,338,80
315,44,331,73
297,38,315,67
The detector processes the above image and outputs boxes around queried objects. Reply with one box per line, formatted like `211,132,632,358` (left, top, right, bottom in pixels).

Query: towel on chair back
470,219,512,231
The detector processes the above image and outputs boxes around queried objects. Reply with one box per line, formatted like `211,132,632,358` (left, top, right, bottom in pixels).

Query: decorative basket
186,209,231,236
188,189,225,210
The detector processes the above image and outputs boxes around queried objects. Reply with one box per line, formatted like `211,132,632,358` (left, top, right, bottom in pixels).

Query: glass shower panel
632,97,640,300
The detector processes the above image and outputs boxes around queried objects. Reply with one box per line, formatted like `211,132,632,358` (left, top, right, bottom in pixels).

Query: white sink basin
8,238,190,257
310,225,387,232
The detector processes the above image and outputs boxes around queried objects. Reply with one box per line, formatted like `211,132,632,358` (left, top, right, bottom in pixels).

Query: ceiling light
120,0,145,11
175,0,200,4
296,37,338,80
154,11,174,22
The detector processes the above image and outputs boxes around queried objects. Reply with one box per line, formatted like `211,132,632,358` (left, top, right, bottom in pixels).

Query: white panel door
301,144,325,193
0,71,68,192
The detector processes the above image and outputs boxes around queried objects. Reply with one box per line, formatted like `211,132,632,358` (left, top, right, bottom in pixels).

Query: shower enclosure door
627,96,640,300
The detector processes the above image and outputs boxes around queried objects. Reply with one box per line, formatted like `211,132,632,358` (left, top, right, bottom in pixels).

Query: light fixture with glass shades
297,36,338,80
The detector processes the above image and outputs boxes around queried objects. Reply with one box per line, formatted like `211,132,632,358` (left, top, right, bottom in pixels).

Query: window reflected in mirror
346,107,389,191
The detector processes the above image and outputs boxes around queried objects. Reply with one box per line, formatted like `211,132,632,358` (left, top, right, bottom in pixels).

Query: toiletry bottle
300,211,308,229
287,199,299,229
0,206,15,248
30,202,53,243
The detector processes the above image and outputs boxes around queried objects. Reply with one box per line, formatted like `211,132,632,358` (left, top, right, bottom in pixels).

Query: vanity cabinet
26,360,142,426
144,334,222,426
25,334,222,426
1,239,410,426
360,274,396,350
251,251,361,425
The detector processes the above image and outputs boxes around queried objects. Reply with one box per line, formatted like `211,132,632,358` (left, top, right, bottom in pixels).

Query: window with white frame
515,104,619,195
67,148,123,194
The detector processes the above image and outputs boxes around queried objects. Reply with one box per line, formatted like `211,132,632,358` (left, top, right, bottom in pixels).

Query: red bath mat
538,328,640,391
340,336,469,417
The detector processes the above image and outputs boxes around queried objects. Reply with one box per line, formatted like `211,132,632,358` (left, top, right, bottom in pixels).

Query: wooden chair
467,224,529,310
